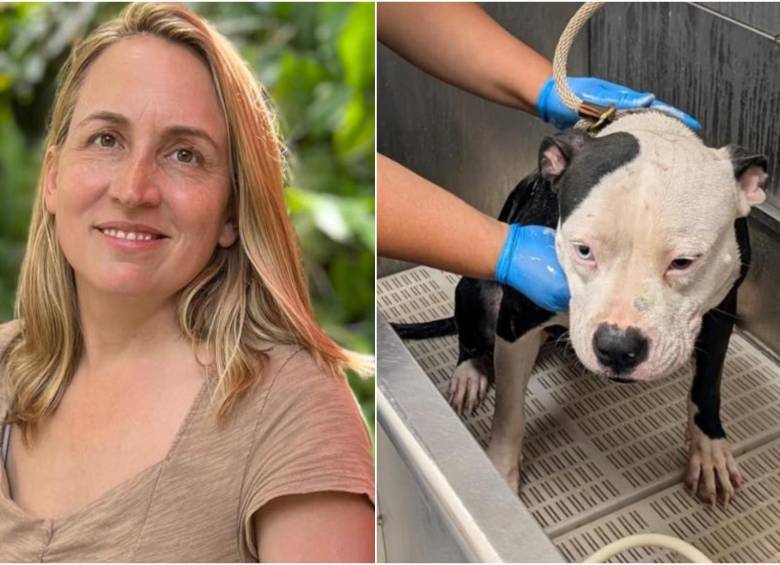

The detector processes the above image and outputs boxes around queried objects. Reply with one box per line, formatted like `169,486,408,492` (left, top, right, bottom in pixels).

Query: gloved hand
495,224,570,312
536,76,701,131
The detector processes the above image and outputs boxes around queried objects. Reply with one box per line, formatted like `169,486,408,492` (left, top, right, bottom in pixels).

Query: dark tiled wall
700,2,780,37
589,2,780,207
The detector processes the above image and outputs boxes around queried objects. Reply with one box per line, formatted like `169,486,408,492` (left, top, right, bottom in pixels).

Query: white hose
584,533,711,563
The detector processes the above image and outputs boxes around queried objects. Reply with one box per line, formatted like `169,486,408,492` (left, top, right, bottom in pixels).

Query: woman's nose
108,153,162,208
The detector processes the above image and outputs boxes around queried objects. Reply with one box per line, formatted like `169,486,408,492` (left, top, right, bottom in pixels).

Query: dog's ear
539,130,590,182
727,145,768,217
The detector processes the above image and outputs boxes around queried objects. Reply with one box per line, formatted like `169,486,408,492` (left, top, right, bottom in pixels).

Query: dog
394,110,768,506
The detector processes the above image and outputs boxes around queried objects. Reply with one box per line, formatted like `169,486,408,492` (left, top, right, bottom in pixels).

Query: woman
0,4,374,562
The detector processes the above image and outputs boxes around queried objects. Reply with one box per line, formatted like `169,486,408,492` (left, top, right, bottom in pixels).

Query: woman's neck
75,281,188,374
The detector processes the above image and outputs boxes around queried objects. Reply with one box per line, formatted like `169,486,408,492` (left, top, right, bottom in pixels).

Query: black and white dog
395,111,768,505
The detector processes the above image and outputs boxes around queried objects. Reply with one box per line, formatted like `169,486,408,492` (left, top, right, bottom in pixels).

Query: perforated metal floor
377,266,780,563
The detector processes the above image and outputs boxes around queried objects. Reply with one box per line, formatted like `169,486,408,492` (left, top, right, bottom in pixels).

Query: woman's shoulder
230,344,317,412
0,320,21,372
244,343,365,425
261,345,352,402
231,343,370,445
0,320,21,354
241,344,374,487
237,345,374,555
0,320,21,411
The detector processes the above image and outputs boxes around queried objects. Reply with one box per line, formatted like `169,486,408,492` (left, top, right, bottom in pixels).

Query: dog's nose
592,323,649,374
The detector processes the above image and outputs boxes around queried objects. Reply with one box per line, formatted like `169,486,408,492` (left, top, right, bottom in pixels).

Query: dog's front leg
487,329,544,493
687,286,743,506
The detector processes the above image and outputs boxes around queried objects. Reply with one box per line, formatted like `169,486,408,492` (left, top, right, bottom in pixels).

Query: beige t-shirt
0,323,374,562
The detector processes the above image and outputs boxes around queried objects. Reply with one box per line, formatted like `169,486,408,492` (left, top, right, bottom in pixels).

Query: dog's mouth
598,366,638,384
609,376,636,384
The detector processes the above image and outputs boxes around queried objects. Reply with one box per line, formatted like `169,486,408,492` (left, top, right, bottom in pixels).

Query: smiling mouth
97,227,166,242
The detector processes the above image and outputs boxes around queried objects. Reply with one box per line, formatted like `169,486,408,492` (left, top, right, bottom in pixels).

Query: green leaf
334,93,375,170
338,3,374,91
0,108,38,240
272,52,329,139
304,81,351,137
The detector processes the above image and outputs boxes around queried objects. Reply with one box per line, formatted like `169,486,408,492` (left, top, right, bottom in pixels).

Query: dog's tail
391,317,457,340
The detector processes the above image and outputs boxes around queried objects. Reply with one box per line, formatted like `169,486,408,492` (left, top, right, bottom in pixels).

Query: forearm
377,154,507,280
377,2,552,113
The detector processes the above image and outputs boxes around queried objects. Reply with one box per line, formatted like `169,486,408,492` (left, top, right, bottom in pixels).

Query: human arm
377,153,508,281
378,154,569,312
377,2,550,113
253,492,374,563
240,349,375,562
377,3,700,130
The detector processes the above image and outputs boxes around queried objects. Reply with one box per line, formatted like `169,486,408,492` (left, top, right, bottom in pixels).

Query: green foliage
0,3,375,431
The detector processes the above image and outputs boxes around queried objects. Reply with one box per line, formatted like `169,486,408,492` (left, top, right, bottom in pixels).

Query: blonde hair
3,3,367,440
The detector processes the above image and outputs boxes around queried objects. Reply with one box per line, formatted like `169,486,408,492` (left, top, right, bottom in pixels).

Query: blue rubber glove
495,224,570,312
536,77,701,131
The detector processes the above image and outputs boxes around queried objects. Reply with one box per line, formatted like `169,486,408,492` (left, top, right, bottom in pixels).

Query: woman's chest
0,381,252,562
0,455,245,563
5,372,206,522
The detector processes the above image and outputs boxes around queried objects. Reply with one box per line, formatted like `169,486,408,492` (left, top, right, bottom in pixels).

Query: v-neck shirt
0,323,374,562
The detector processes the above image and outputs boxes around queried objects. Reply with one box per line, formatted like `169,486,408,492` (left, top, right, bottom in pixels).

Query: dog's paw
447,362,489,416
685,426,743,507
486,444,521,493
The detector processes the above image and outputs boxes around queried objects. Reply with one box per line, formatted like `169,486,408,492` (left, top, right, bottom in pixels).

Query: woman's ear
218,219,237,248
43,147,59,215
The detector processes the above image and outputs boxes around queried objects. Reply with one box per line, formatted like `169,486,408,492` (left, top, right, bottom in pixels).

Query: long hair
3,3,369,441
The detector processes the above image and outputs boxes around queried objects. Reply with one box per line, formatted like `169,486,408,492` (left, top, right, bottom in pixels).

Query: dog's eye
669,257,695,271
575,244,593,260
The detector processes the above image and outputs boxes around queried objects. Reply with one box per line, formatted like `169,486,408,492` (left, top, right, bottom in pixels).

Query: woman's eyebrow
76,110,129,129
75,111,221,151
162,126,221,152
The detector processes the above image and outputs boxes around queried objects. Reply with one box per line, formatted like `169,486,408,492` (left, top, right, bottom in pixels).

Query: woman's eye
94,133,117,148
574,244,593,260
669,257,695,271
175,148,194,163
170,147,203,165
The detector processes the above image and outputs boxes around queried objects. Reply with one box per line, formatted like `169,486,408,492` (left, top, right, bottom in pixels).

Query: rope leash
552,4,714,562
552,2,616,132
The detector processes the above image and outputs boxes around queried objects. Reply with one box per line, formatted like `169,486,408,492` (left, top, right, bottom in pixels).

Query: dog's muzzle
593,322,649,375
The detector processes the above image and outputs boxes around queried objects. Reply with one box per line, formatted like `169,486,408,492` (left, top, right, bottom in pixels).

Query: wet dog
395,111,768,505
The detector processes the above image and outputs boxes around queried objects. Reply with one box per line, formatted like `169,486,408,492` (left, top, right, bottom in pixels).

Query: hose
584,533,710,563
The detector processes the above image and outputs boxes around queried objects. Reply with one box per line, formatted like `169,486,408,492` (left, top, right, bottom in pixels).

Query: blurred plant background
0,3,375,432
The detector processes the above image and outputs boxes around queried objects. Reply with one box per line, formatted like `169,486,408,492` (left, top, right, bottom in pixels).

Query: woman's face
45,35,236,300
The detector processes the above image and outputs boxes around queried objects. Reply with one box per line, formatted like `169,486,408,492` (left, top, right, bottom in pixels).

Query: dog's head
540,112,767,382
